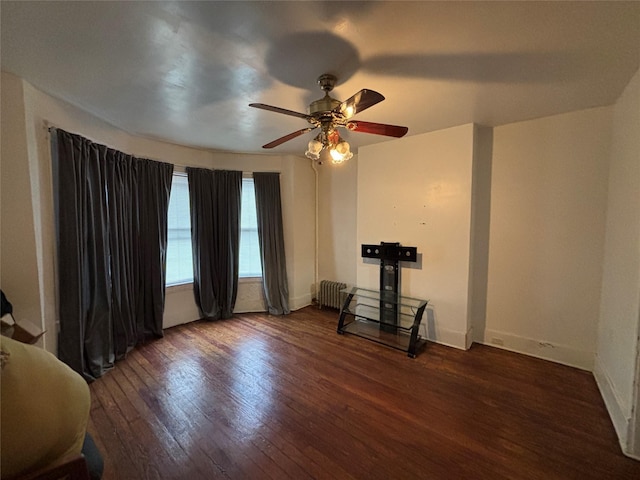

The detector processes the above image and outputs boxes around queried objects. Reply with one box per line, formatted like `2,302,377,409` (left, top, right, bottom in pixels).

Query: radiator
318,280,347,309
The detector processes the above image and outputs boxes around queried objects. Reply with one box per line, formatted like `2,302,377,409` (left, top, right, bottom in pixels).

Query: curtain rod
44,122,276,176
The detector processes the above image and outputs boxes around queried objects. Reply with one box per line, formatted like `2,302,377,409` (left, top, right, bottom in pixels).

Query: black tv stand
337,287,428,357
337,242,428,357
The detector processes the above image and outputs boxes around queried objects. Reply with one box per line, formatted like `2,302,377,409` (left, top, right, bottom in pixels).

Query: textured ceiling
2,1,639,156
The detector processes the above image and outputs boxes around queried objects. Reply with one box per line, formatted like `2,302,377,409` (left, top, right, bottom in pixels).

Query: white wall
332,108,613,367
594,68,640,455
357,124,477,349
1,72,315,351
317,155,358,287
0,73,45,341
485,106,613,370
281,155,317,309
468,126,493,345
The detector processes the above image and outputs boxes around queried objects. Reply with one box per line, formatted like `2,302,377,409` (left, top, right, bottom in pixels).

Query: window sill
166,282,193,293
167,277,262,291
239,276,263,284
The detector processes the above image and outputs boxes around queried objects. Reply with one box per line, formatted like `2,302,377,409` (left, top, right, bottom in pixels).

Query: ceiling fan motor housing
308,73,341,116
308,95,341,116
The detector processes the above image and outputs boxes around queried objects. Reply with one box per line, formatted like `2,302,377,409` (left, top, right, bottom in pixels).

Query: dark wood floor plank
127,345,268,479
221,314,517,478
90,375,168,479
209,318,444,479
170,321,365,479
88,397,147,480
243,311,628,478
88,307,640,480
164,326,325,480
116,358,228,480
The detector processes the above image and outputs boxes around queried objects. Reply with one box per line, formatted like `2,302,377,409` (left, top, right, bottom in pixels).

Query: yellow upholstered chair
1,336,91,479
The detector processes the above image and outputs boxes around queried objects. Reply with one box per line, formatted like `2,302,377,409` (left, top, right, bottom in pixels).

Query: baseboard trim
593,356,630,453
478,328,594,371
465,326,475,350
625,451,640,461
290,293,312,311
419,323,468,350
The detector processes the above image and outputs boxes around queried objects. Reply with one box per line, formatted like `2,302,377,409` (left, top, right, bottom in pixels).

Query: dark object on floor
14,454,90,480
81,433,103,480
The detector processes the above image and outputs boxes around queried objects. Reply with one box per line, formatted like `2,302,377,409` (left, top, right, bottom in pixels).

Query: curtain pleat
187,168,242,320
137,159,173,337
106,149,137,359
253,172,290,315
55,132,113,379
54,129,173,380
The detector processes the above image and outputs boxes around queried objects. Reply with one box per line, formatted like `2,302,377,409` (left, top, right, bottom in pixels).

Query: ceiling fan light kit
305,127,353,164
249,74,408,165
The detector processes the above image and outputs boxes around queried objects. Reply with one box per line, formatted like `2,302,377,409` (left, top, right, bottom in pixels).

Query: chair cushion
1,336,90,478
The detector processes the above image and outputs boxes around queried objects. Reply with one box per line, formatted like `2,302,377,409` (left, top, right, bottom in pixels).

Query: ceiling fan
249,74,408,164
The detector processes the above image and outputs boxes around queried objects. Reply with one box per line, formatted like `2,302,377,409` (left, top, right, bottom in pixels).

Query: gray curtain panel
54,130,114,380
253,172,290,315
186,168,242,320
135,158,173,338
104,148,137,362
53,129,173,380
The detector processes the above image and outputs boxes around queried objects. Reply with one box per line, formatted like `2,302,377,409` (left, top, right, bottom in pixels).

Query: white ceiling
2,1,639,156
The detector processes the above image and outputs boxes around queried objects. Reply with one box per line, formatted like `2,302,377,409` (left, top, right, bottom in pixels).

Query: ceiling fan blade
249,103,311,120
262,128,315,148
335,89,385,119
347,120,408,138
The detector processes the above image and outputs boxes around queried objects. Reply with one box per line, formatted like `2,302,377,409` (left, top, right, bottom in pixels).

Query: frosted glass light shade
329,140,353,164
305,138,323,160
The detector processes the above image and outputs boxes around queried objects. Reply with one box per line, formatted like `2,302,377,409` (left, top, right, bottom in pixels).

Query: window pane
166,174,194,285
240,178,263,278
166,174,262,286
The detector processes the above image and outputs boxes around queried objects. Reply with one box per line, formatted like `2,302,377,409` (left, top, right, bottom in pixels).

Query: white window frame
239,174,263,279
165,171,193,287
165,170,263,289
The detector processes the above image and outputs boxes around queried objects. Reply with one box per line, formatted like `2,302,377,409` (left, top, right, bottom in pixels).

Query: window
165,173,262,286
239,177,263,278
166,173,193,286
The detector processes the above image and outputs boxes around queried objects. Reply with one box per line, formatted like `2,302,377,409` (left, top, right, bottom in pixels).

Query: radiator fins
318,280,347,309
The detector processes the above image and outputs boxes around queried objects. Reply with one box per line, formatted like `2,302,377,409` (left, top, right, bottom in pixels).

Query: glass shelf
342,303,418,331
342,287,427,310
340,317,417,351
337,287,429,358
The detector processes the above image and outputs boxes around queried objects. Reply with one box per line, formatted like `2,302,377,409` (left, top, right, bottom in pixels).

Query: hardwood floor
88,307,640,479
